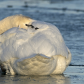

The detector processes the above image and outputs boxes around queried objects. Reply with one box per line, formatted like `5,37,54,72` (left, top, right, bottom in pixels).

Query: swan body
0,15,71,75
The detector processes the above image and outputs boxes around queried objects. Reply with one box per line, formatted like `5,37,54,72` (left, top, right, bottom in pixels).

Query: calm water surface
0,0,84,84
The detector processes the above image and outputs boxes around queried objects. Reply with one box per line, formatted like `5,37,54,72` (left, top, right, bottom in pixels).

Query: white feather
0,18,71,75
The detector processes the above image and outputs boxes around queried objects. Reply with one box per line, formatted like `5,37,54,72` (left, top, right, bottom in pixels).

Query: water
0,67,84,84
0,0,84,84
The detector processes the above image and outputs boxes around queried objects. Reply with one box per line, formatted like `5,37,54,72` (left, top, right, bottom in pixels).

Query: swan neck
0,16,18,34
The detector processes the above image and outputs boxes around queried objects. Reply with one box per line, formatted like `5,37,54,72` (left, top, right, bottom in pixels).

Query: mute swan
0,15,71,75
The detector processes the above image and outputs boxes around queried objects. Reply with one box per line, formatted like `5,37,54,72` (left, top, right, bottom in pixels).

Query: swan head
0,14,35,34
15,14,34,29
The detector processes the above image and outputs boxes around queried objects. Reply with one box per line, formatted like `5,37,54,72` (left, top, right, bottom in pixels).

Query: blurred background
0,0,84,66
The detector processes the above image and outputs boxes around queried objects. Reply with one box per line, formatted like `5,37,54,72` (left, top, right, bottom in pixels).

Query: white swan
0,15,71,75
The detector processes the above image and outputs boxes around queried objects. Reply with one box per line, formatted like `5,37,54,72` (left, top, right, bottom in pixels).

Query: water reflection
0,75,70,84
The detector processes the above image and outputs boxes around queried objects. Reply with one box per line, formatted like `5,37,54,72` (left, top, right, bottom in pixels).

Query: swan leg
7,64,15,75
0,62,15,75
0,64,6,74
